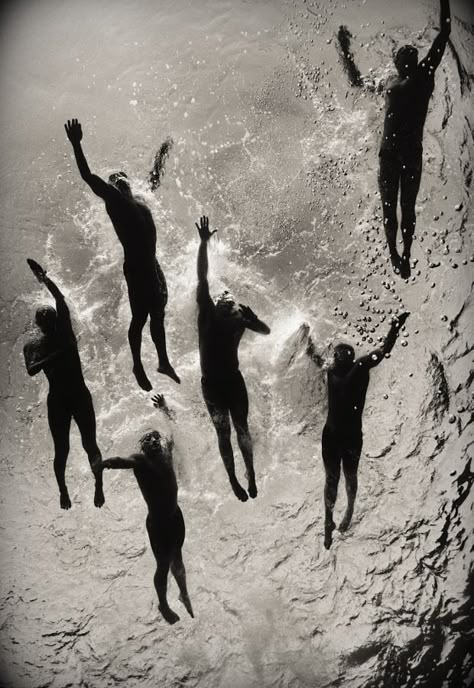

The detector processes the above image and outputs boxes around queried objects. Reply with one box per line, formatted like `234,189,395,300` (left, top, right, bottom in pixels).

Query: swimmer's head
333,342,355,369
139,429,163,456
394,45,418,78
35,305,57,334
108,171,131,195
214,291,241,319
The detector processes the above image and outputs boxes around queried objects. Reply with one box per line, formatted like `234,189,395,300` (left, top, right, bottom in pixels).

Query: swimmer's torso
198,308,245,379
105,191,158,266
27,331,85,392
381,71,434,152
326,364,370,434
134,456,179,521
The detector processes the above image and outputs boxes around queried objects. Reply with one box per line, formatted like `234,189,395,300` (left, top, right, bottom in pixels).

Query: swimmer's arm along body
419,0,451,73
65,118,112,199
24,344,63,377
196,215,217,311
354,312,410,371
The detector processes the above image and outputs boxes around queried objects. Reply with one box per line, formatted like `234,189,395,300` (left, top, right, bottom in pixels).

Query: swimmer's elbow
27,363,40,377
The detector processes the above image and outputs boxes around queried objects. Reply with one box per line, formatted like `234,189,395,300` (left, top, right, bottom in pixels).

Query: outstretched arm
27,259,73,335
64,119,111,199
356,312,410,369
101,454,142,470
196,215,216,308
420,0,451,73
240,305,271,335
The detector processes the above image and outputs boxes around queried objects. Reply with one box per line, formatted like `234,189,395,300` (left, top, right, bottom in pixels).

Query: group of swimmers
23,0,451,624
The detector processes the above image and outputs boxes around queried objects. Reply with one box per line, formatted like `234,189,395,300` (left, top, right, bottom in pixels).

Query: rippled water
0,0,473,686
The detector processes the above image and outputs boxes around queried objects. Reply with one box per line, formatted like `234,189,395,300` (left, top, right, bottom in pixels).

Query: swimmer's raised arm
239,304,271,335
420,0,451,73
196,215,216,308
355,312,409,370
65,118,111,199
27,259,72,335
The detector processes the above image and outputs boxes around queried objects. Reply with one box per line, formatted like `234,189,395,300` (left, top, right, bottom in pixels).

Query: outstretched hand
152,393,166,410
195,216,217,242
27,258,47,283
64,118,83,145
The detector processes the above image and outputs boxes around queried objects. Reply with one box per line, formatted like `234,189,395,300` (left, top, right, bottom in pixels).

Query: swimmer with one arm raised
64,118,179,391
322,312,410,549
98,394,193,625
379,0,451,278
196,215,270,502
23,259,104,510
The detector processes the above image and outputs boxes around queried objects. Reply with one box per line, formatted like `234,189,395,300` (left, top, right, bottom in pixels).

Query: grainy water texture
0,0,473,686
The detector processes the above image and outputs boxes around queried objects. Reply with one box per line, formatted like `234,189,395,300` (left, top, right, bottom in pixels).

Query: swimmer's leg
128,303,152,392
206,399,248,502
339,443,361,532
378,152,402,274
73,387,104,508
48,396,73,509
171,550,194,619
146,517,179,624
149,308,180,384
322,427,341,549
230,374,257,498
400,150,423,278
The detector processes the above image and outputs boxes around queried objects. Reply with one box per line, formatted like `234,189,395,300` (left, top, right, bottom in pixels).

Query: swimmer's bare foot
339,511,353,532
159,604,180,625
133,366,153,392
324,520,335,550
179,593,195,618
60,491,72,510
230,478,248,502
94,482,105,508
157,363,181,384
248,479,258,499
389,252,402,276
399,254,411,279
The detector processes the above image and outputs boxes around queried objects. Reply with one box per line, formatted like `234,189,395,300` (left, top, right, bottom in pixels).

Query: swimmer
99,420,193,625
378,0,451,278
322,312,409,549
64,118,179,390
23,259,104,510
195,216,270,502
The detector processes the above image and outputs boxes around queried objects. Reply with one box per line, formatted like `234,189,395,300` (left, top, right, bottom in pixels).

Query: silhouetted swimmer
64,118,179,391
99,422,193,625
23,259,104,510
322,312,410,549
378,0,451,278
196,216,270,502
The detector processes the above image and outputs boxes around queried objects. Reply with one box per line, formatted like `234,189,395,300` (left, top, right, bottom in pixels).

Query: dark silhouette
196,216,270,502
336,25,363,88
378,0,451,278
149,137,174,192
322,312,409,549
99,406,193,625
64,118,179,391
23,259,104,510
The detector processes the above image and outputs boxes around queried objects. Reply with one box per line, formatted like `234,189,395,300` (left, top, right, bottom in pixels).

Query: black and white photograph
0,0,473,686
